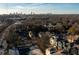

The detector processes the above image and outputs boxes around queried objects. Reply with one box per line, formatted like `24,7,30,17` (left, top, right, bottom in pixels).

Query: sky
0,3,79,14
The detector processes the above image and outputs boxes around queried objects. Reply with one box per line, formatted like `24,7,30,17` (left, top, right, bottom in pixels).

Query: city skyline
0,3,79,14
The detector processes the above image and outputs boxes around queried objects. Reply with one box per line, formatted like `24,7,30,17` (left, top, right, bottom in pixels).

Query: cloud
0,9,8,14
12,5,25,9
